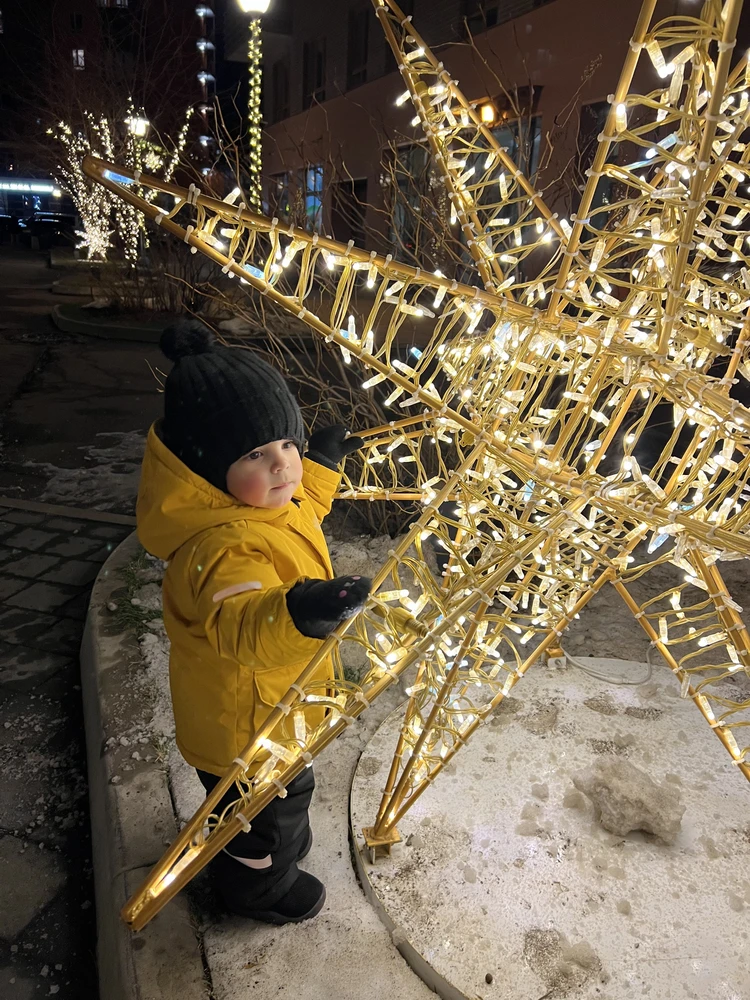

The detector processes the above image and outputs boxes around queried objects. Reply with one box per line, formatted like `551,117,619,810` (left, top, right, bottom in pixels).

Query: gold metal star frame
84,0,750,931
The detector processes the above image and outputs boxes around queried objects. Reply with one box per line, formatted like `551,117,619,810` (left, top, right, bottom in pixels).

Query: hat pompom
160,319,216,362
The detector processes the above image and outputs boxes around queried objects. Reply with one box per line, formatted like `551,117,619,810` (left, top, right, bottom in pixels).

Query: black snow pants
196,765,315,909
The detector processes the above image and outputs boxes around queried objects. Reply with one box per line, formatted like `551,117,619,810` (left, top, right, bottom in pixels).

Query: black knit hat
160,319,305,492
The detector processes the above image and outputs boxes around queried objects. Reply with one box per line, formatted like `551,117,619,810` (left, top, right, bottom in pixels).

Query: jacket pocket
249,666,305,746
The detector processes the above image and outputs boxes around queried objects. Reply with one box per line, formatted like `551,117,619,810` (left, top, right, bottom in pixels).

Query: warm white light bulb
237,0,271,12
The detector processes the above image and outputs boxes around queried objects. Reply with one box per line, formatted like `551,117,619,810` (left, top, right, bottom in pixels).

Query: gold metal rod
657,0,744,355
545,0,659,317
613,580,750,781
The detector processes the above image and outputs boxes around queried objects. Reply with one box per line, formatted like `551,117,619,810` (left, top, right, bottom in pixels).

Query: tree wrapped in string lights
85,0,750,930
51,103,194,261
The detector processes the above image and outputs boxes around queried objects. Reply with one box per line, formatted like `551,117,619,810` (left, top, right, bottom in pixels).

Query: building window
71,12,83,30
347,8,369,91
98,0,129,6
271,59,290,123
299,165,323,231
332,177,367,247
0,8,4,33
577,101,613,212
391,143,431,259
302,39,326,109
463,0,557,33
462,0,499,31
266,172,291,219
72,48,85,70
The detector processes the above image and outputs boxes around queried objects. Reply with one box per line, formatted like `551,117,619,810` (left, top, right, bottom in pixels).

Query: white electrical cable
558,645,653,685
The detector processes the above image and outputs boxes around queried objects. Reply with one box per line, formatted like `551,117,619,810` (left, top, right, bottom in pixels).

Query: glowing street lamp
236,0,272,209
127,116,150,138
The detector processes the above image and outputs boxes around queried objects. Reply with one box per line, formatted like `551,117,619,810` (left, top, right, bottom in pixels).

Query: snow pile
572,758,685,844
31,429,145,511
130,582,162,613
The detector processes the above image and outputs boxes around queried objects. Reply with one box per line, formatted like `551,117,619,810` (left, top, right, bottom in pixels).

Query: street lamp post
237,0,271,210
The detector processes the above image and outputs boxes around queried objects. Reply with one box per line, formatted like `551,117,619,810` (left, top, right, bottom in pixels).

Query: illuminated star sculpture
84,0,750,931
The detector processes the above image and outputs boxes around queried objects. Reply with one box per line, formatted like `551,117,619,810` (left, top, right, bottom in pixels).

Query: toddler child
136,319,370,924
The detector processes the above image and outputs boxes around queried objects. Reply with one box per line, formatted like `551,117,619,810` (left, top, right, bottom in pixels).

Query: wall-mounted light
480,103,496,124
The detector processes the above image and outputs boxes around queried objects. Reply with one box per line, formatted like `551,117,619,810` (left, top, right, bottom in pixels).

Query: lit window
299,165,323,232
72,48,85,70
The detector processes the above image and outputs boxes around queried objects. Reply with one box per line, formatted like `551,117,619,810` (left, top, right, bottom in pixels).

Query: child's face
225,439,303,508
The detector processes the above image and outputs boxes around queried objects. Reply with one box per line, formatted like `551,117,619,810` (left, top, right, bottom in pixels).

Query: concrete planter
80,533,208,1000
52,303,167,343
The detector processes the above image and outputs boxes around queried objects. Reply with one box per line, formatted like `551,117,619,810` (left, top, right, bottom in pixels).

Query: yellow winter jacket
136,423,340,776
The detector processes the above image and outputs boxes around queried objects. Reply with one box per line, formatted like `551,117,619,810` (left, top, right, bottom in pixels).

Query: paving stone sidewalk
0,505,132,1000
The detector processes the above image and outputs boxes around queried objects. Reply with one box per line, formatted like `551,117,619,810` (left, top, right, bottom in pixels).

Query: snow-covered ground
27,430,146,512
352,659,750,1000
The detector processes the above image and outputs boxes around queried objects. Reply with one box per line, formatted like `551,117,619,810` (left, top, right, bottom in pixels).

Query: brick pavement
0,505,132,1000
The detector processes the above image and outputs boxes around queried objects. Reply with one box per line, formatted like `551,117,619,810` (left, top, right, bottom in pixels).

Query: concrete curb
351,835,465,1000
52,303,166,343
51,278,100,297
48,249,94,268
80,532,208,1000
350,706,466,1000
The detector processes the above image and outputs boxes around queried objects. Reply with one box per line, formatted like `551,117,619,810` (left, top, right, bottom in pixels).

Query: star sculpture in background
85,0,750,930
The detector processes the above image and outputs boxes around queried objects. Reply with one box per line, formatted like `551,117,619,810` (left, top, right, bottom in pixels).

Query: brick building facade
256,0,750,255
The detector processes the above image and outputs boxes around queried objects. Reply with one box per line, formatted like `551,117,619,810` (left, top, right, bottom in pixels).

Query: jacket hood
137,422,305,561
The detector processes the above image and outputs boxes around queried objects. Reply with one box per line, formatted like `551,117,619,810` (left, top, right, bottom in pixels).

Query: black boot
298,828,313,861
245,868,325,925
213,853,325,925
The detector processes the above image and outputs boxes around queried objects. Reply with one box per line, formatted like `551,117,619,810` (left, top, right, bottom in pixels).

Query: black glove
286,575,371,639
306,424,365,471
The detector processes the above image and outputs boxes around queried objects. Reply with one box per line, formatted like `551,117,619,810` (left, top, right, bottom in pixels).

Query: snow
27,430,145,511
572,758,685,844
350,659,750,1000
